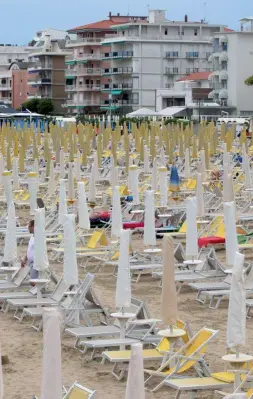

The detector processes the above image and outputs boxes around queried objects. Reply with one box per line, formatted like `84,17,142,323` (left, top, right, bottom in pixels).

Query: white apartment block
208,17,253,116
101,10,226,112
0,45,30,71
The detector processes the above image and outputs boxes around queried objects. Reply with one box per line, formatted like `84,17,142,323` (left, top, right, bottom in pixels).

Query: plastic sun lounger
0,287,38,312
78,338,140,360
189,281,231,303
63,381,96,398
164,377,232,399
144,327,218,392
0,265,30,290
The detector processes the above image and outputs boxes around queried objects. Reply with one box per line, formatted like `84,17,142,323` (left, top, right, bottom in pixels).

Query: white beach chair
63,381,96,398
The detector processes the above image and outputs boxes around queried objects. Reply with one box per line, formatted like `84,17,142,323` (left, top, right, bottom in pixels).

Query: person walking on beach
21,220,38,279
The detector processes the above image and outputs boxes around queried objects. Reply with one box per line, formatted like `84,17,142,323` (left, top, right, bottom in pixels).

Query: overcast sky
1,0,251,44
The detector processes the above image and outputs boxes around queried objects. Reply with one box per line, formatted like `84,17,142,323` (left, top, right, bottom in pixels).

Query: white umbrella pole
41,309,62,399
125,344,145,399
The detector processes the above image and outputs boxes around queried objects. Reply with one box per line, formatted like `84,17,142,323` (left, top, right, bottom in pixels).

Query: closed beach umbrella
41,309,62,399
27,172,38,216
227,252,246,352
88,163,96,203
196,173,205,217
116,229,131,310
151,157,157,191
12,158,20,190
3,171,13,207
58,179,67,225
144,145,150,174
63,214,78,286
186,197,198,259
125,343,145,399
161,235,177,327
0,345,3,399
48,160,55,196
224,201,238,267
59,149,65,179
77,182,90,230
34,207,49,274
111,186,123,239
184,148,191,178
129,165,140,205
75,151,81,182
144,190,156,247
3,202,17,264
159,166,168,206
67,163,75,200
111,166,119,188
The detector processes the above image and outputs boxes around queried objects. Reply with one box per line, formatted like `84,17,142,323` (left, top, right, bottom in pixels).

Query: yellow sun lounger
144,327,218,392
63,381,96,399
102,320,191,380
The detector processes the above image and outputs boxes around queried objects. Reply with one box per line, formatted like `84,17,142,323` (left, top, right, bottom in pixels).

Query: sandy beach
1,235,252,399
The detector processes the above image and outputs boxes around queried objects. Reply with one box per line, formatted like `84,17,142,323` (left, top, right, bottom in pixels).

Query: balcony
165,52,179,58
165,68,179,75
27,78,52,86
76,53,101,61
185,52,199,59
77,68,102,76
0,98,11,104
0,85,11,91
28,63,52,73
103,33,213,42
65,70,77,78
65,37,102,47
27,95,42,99
102,83,133,92
66,85,101,92
102,67,133,75
64,99,101,108
102,51,133,60
185,68,199,74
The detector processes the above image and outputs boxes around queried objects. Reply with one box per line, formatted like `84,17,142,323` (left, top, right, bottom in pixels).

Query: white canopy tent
158,106,187,118
126,108,159,118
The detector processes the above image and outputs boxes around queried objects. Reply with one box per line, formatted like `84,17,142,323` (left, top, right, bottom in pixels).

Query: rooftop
178,71,212,81
68,15,145,33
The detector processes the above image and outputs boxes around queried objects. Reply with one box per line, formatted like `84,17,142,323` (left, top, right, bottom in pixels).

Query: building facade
65,13,147,114
28,35,70,113
101,10,226,112
208,18,253,116
0,45,31,71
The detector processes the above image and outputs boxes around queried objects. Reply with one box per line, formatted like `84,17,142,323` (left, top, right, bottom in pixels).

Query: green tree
245,76,253,86
38,99,54,115
22,98,40,113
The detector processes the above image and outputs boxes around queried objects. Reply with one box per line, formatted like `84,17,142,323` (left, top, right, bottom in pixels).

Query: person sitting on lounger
21,220,38,279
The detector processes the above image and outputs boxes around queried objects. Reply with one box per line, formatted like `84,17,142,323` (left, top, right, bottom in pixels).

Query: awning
112,90,122,95
77,60,88,64
65,61,76,65
158,106,187,117
100,105,121,110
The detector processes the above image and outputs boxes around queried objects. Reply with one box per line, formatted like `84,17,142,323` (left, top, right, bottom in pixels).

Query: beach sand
1,237,252,399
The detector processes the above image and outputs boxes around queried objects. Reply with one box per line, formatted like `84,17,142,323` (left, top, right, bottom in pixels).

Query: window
186,51,199,58
132,93,139,104
193,68,199,72
166,51,179,58
181,28,184,36
165,29,168,35
194,28,198,36
173,67,179,73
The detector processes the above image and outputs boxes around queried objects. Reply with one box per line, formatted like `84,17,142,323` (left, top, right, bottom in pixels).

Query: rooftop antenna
145,4,150,12
203,2,207,22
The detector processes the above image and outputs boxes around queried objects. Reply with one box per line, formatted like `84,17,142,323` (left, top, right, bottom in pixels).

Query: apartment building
28,35,71,113
0,45,31,71
65,13,147,114
100,9,226,112
208,17,253,116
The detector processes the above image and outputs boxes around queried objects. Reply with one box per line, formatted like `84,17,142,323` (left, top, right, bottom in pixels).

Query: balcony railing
165,52,179,58
66,37,102,46
28,63,52,72
65,85,101,92
102,83,133,90
65,70,77,77
185,52,199,58
102,67,133,75
165,68,179,75
103,33,212,42
102,51,133,59
0,85,11,90
64,99,101,107
77,68,102,76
